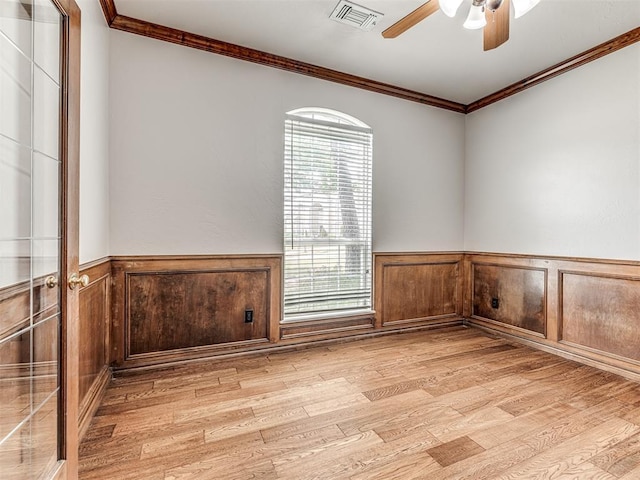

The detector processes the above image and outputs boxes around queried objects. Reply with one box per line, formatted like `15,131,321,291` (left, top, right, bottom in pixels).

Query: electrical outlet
491,298,499,309
244,309,254,323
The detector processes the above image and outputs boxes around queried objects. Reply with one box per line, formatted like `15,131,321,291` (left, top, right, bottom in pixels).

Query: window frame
283,108,374,322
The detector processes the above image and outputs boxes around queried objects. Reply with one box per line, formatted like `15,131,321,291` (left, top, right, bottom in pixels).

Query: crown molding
98,0,117,25
466,26,640,113
108,13,465,113
98,0,639,114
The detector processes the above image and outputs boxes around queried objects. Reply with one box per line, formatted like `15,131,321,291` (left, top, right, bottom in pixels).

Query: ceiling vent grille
329,0,383,31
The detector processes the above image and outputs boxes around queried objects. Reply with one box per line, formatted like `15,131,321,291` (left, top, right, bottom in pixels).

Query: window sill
281,309,375,324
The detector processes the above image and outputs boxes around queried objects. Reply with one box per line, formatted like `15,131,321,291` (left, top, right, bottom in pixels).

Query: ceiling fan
382,0,540,51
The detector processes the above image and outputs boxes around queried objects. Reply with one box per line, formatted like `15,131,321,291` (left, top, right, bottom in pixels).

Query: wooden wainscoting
464,252,640,380
5,250,636,449
111,255,282,369
98,251,640,381
374,252,464,329
78,258,112,439
108,253,468,369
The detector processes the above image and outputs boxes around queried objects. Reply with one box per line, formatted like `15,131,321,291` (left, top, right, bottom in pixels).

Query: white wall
78,0,110,263
464,44,640,260
108,31,465,255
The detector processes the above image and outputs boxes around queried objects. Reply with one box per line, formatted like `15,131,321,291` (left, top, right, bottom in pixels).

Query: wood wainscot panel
560,271,640,363
111,255,282,368
471,263,546,337
78,258,112,439
127,270,269,355
374,253,464,328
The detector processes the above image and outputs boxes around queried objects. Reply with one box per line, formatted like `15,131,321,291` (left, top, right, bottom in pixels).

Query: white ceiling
113,0,640,104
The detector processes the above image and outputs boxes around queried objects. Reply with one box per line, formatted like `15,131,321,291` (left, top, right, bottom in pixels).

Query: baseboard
78,365,112,440
112,320,464,376
465,320,640,383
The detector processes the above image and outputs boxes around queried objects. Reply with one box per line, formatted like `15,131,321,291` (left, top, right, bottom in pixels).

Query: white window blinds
284,111,373,318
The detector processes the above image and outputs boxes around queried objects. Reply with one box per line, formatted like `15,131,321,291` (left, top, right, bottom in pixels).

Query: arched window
284,108,373,319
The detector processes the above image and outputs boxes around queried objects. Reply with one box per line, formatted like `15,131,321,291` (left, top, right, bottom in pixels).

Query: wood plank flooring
79,326,640,479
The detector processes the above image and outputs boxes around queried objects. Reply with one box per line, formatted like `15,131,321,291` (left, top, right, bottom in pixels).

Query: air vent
329,0,383,31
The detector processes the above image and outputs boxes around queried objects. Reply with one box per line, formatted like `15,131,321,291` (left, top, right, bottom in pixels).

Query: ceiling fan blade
382,0,440,39
484,0,510,50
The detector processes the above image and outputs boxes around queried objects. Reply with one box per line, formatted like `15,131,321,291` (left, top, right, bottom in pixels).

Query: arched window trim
287,107,370,128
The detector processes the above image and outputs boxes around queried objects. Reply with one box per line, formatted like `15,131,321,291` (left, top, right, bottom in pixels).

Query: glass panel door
0,0,63,478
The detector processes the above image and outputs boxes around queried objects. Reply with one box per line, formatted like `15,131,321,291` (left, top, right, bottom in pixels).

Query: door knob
45,276,59,288
68,273,89,290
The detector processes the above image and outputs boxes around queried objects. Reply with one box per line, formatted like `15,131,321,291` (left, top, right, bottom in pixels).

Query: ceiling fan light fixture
440,0,464,18
463,2,487,29
512,0,540,19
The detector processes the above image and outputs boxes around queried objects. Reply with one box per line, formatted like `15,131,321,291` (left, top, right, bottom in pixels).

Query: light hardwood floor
79,326,640,479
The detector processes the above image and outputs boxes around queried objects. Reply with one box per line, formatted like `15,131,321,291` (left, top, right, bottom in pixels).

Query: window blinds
284,113,373,318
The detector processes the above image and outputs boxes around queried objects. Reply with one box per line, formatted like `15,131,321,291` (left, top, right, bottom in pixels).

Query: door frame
55,0,81,477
